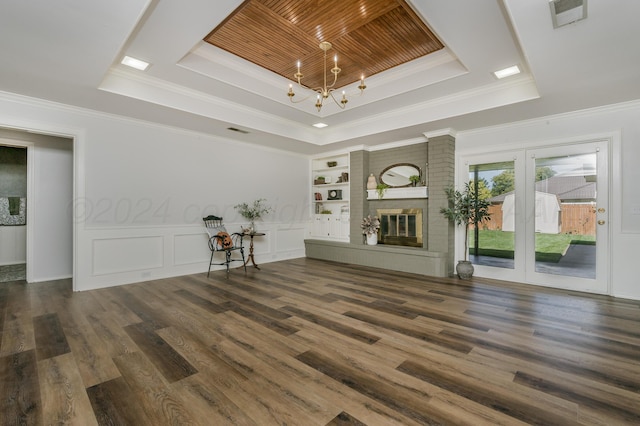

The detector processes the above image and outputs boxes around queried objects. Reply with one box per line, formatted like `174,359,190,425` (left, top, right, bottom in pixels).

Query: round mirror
379,163,421,187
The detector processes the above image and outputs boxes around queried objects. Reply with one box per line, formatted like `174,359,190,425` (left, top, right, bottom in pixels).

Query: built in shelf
367,187,428,200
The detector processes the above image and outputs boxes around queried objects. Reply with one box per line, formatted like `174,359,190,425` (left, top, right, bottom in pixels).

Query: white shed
501,191,561,234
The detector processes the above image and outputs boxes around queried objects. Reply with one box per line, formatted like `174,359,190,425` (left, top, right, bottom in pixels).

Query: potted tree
409,175,421,187
440,182,491,279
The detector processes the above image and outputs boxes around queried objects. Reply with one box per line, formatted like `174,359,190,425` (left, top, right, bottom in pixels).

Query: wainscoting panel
275,225,306,252
173,232,209,266
92,236,164,275
76,222,308,291
274,225,307,261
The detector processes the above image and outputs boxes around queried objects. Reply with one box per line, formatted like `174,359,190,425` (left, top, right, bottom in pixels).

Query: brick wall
427,135,455,274
349,150,367,243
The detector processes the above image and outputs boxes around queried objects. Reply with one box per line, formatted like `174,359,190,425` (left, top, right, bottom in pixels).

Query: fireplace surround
376,208,423,247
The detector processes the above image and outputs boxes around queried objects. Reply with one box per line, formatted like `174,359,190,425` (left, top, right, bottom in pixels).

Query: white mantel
367,187,428,200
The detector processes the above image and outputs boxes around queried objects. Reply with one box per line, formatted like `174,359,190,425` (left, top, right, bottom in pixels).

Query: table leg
244,237,260,269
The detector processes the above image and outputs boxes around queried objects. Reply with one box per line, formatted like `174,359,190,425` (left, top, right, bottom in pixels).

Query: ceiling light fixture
288,41,365,112
494,65,521,79
121,56,150,71
313,122,328,128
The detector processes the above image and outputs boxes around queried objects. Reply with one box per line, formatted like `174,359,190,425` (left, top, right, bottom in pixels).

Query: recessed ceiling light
313,123,328,128
493,65,520,79
121,56,150,71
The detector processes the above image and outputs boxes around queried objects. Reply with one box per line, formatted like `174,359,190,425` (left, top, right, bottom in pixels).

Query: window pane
534,153,596,278
469,161,515,269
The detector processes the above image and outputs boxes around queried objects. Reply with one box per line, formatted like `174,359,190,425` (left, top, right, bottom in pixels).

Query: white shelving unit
310,153,350,241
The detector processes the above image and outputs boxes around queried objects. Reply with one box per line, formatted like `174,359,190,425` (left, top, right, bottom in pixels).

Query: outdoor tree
491,170,515,196
490,166,557,196
536,166,556,182
469,178,492,200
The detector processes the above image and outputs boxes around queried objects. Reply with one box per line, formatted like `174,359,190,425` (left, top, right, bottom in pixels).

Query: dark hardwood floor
1,258,639,425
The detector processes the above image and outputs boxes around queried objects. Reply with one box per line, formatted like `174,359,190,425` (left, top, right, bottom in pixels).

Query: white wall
456,100,640,300
0,92,310,291
33,135,73,281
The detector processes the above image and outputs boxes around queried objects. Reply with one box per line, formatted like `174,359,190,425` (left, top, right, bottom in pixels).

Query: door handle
598,220,605,225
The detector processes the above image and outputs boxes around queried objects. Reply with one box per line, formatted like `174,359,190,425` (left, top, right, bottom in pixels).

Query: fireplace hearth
376,208,423,247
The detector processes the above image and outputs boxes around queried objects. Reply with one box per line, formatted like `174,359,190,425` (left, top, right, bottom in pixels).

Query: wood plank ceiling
204,0,444,90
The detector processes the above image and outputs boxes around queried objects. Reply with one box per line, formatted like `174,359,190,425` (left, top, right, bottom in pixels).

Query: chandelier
287,41,366,112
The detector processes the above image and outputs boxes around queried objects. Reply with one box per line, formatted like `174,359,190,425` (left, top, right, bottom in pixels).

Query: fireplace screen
376,209,423,247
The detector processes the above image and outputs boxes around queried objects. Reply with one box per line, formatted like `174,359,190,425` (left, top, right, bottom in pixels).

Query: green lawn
468,230,595,263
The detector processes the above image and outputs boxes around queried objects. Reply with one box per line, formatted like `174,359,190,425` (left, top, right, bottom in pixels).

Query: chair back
203,215,228,240
203,215,224,229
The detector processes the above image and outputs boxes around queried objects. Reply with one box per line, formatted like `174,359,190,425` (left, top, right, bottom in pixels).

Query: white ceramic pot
366,233,378,245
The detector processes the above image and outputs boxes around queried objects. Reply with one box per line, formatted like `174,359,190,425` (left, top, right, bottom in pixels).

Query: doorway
0,129,74,285
0,145,27,282
462,140,609,294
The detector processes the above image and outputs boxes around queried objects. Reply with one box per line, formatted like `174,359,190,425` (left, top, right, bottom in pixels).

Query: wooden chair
203,215,246,276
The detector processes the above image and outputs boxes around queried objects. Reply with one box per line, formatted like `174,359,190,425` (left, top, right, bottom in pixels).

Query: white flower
361,215,380,235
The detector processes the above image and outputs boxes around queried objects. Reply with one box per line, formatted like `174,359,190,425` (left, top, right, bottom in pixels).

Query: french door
462,140,609,294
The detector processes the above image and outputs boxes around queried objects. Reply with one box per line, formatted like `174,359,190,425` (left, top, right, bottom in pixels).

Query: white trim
367,187,428,200
423,128,457,140
365,137,428,152
0,90,310,159
459,99,640,140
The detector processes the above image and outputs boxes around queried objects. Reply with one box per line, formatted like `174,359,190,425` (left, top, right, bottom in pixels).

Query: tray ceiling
204,0,444,90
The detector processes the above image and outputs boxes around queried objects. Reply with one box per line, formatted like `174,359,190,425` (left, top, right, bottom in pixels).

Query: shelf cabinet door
312,214,349,239
313,214,331,237
335,214,350,239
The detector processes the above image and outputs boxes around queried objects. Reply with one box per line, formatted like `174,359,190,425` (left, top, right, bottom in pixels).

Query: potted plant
409,175,420,187
234,198,273,232
440,182,491,279
361,215,381,245
376,183,389,199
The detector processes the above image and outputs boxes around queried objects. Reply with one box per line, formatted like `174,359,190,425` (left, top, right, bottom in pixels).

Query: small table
243,232,265,269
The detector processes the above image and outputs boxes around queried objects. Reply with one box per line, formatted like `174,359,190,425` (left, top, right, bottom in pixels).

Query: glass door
464,151,526,283
462,140,609,294
526,142,608,293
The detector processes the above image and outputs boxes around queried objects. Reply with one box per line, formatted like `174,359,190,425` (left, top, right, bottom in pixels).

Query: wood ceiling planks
204,0,444,90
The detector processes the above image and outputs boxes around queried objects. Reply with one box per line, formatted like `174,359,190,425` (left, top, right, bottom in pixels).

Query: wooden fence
482,203,596,235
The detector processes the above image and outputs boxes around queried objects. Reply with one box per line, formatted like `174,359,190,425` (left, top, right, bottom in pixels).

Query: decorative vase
366,174,377,190
366,233,378,245
456,260,474,279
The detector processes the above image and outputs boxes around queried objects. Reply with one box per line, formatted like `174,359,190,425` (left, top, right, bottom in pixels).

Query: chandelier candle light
288,41,366,112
